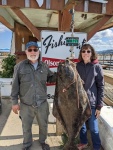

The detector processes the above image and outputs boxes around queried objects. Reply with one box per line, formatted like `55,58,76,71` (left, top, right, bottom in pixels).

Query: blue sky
89,27,113,51
0,23,12,50
0,23,113,51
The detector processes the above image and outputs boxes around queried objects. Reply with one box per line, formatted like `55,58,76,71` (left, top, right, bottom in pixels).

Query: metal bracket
25,0,30,7
102,3,106,14
90,0,108,4
84,0,89,12
46,0,51,9
2,0,7,5
65,0,68,4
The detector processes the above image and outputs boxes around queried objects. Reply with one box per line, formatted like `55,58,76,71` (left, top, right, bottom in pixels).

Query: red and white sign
41,31,87,102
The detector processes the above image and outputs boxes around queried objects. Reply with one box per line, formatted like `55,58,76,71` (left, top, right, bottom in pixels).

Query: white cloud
0,23,10,32
89,27,113,51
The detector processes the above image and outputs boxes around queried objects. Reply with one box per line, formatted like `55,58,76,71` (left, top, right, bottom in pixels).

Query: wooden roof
0,0,113,40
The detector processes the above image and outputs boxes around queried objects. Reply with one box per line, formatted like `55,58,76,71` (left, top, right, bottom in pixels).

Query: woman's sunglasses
27,48,39,52
82,50,91,53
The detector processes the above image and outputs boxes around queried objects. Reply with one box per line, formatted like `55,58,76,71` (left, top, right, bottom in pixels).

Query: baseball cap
25,41,40,50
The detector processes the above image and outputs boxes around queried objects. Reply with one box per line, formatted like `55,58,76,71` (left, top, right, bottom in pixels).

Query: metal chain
70,7,75,35
69,6,75,58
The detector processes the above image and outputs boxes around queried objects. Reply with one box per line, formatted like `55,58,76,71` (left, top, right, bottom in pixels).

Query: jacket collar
79,59,98,64
25,59,42,67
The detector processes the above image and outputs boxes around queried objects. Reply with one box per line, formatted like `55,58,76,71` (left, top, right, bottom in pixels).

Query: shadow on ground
0,139,61,150
0,98,12,135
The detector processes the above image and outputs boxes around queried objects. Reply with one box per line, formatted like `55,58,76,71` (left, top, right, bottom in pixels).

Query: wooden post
109,54,112,70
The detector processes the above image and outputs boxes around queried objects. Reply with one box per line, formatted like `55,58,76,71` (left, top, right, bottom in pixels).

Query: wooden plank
100,22,113,31
106,0,113,15
0,0,65,10
104,75,113,85
61,9,71,31
104,96,113,106
11,8,40,40
58,11,63,31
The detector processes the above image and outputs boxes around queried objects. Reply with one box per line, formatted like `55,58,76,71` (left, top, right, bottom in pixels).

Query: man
11,41,56,150
0,98,2,115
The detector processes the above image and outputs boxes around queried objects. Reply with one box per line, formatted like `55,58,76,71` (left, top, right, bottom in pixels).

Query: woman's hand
95,109,101,118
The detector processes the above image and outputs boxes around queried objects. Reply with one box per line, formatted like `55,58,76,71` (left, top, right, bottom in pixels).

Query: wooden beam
100,22,113,31
11,8,40,40
87,15,112,41
0,16,14,30
58,11,63,31
0,8,14,30
0,0,65,11
37,27,58,31
106,0,113,15
61,9,71,31
63,0,84,11
0,0,113,15
61,0,84,31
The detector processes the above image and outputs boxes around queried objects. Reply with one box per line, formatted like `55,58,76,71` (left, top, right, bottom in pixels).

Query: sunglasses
27,48,39,52
82,50,91,53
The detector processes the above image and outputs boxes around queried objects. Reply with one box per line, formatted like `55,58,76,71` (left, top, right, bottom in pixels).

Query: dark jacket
76,61,104,110
11,59,56,106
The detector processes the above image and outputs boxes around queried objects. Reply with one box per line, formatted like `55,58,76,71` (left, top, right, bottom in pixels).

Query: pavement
0,98,62,150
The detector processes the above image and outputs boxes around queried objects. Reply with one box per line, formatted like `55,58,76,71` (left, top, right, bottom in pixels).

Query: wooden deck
103,70,113,106
103,70,113,105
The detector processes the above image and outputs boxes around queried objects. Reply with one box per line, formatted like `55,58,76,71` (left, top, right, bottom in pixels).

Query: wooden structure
103,70,113,106
98,54,113,70
0,0,113,137
0,0,113,62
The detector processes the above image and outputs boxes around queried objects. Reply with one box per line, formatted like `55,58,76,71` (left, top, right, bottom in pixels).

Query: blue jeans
80,108,101,149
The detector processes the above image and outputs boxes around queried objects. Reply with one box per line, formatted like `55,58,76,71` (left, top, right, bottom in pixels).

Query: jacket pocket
37,69,48,81
19,70,31,82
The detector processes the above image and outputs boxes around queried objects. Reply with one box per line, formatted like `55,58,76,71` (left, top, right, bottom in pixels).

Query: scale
66,7,86,59
66,37,79,46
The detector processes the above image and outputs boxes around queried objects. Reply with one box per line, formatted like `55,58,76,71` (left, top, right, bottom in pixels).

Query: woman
76,44,104,150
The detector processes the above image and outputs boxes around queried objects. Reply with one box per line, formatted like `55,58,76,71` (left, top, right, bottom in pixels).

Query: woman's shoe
76,143,88,150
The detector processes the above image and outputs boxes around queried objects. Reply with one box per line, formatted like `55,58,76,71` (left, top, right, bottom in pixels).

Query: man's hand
95,109,101,118
12,104,20,114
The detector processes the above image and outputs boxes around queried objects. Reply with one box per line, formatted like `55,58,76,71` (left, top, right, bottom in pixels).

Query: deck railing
104,73,113,106
98,54,113,70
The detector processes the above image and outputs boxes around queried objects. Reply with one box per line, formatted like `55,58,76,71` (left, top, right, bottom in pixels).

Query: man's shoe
41,143,50,150
22,145,31,150
76,143,88,150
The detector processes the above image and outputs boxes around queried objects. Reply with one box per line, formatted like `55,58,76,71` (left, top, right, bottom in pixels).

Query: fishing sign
41,30,87,102
41,30,87,67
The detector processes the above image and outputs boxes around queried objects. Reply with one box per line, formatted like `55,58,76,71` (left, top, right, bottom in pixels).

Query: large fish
53,59,91,150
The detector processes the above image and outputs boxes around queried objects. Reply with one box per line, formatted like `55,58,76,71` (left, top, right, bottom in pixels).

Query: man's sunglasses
82,50,91,53
27,48,39,52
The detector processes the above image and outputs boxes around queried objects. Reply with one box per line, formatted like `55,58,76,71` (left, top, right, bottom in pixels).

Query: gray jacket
11,59,56,106
76,61,104,110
